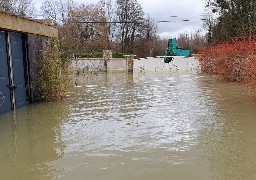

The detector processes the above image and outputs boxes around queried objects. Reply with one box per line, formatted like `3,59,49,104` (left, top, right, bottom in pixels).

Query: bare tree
98,0,116,49
133,15,159,57
176,30,207,53
115,0,144,53
0,0,34,16
177,33,189,49
40,0,75,23
59,3,110,54
39,0,160,57
0,0,13,12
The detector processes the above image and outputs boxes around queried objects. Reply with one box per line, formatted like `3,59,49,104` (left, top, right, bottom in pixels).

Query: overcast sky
34,0,206,38
139,0,206,38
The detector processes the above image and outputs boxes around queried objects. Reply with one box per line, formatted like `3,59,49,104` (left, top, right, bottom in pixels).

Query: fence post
124,55,135,73
103,50,112,70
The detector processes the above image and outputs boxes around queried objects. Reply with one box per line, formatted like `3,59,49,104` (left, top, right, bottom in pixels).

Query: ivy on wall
37,37,70,101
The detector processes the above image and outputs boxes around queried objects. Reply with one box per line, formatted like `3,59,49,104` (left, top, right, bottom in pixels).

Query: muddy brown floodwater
1,72,256,180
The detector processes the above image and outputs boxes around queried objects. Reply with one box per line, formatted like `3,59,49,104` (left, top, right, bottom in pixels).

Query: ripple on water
62,73,215,162
2,72,256,180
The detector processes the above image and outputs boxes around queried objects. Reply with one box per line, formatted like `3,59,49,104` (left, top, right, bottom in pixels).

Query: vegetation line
36,38,70,101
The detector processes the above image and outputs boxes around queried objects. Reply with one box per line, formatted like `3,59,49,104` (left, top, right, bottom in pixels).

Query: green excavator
164,38,190,63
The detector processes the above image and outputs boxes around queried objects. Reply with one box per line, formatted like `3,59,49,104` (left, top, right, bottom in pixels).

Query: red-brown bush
199,39,256,95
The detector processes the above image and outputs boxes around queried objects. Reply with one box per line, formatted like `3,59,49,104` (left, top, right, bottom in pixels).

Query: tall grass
37,38,70,101
199,39,256,96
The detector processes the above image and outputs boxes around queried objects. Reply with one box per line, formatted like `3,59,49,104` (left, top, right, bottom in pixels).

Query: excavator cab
164,48,173,63
164,38,190,63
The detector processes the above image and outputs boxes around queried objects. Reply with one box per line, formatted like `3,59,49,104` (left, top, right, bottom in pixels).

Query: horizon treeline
0,0,212,56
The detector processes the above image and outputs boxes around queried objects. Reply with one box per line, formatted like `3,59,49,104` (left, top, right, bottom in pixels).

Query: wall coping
73,58,128,61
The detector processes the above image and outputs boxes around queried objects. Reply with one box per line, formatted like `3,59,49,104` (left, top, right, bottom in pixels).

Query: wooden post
124,55,135,73
103,50,112,70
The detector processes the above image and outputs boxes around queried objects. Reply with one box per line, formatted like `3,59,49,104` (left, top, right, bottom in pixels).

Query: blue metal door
10,32,27,108
0,31,27,114
0,31,11,114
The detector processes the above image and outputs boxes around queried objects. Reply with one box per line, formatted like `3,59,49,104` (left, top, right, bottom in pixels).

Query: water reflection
52,72,216,179
0,102,67,179
197,76,256,180
1,72,256,179
65,73,204,153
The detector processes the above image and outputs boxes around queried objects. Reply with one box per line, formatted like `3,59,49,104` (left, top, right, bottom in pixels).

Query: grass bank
199,39,256,95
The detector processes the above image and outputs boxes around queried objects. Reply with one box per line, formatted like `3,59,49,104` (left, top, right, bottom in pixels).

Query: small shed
0,11,58,114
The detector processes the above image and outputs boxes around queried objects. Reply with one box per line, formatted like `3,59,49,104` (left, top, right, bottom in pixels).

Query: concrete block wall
71,59,107,72
133,56,200,73
71,58,129,72
107,59,128,71
71,56,200,73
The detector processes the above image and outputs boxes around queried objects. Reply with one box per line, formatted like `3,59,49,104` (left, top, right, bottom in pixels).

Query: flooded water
1,72,256,180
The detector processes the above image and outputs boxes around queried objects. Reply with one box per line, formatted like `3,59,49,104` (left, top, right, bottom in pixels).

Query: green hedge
75,52,103,58
74,52,126,58
112,52,126,58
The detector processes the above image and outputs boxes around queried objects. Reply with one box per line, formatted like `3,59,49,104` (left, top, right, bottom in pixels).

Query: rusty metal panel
0,12,58,37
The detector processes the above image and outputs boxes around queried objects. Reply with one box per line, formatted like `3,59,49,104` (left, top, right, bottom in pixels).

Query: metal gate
0,31,11,113
0,31,27,114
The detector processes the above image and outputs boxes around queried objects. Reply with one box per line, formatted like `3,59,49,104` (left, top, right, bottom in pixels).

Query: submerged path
0,72,256,179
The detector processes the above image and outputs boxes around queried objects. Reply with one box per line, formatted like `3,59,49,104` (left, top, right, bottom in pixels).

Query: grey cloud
140,0,205,37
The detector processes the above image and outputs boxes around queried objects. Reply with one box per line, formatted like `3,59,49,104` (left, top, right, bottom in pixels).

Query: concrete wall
133,56,200,73
107,59,128,71
71,58,128,72
71,59,107,72
71,56,200,73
